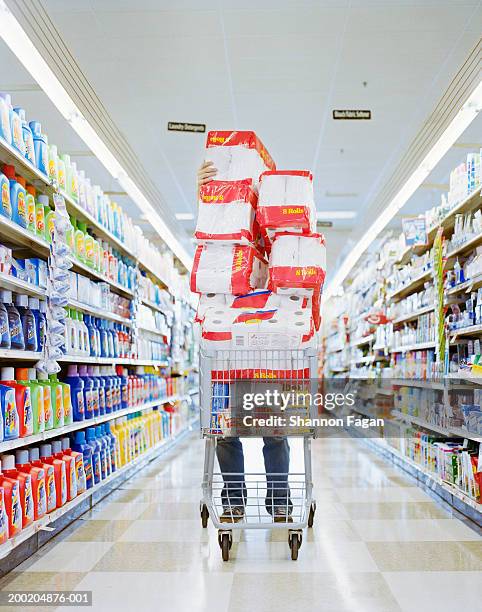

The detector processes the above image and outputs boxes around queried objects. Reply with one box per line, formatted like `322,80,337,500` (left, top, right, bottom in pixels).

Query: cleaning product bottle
57,155,66,192
59,375,73,426
48,145,58,184
48,373,64,429
85,427,101,485
64,309,77,356
15,449,46,520
84,230,94,268
51,440,76,502
0,454,33,528
4,291,24,350
61,438,86,494
75,221,86,263
103,422,117,473
16,294,37,352
29,447,56,513
37,371,53,431
70,162,79,202
0,377,18,440
40,444,66,509
0,486,8,544
0,291,10,349
0,368,32,438
79,313,89,356
15,175,29,228
14,108,35,165
35,195,45,238
71,431,93,490
0,458,22,537
10,107,24,155
22,368,44,434
25,185,36,233
0,92,12,145
87,366,100,417
79,365,94,420
64,365,84,422
29,121,48,175
0,169,12,219
84,315,97,357
28,298,41,352
66,216,75,254
42,197,56,243
95,425,108,479
93,366,105,416
116,366,129,410
3,165,26,228
101,366,113,414
38,300,47,352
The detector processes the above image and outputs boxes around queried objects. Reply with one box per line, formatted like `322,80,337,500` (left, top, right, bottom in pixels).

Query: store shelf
392,379,446,390
392,304,434,325
450,324,482,339
350,356,374,365
326,346,344,354
427,187,482,244
141,298,171,313
0,416,198,561
69,257,134,298
391,410,481,442
388,269,432,301
446,274,482,298
350,334,374,348
330,366,349,373
0,348,41,360
58,354,169,367
67,298,132,326
138,324,165,338
0,272,46,298
0,214,50,257
391,340,436,352
0,395,188,453
138,257,173,296
0,137,52,193
448,371,482,385
446,231,482,261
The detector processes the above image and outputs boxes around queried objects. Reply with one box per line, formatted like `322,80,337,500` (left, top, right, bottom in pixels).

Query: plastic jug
50,373,71,426
16,368,44,434
71,431,93,490
48,145,58,184
35,195,45,237
40,444,66,508
93,366,105,416
1,367,32,438
29,447,56,512
25,185,36,233
116,366,129,410
15,449,46,520
36,371,53,430
0,486,8,543
15,294,37,352
52,440,77,502
0,92,12,145
28,298,42,352
29,121,48,175
85,427,101,484
79,365,94,420
48,373,64,429
14,108,35,164
3,291,24,350
0,458,22,537
95,425,109,479
61,438,86,494
0,290,11,349
0,170,12,219
3,165,26,228
103,422,117,473
87,366,100,417
63,365,84,422
1,454,33,528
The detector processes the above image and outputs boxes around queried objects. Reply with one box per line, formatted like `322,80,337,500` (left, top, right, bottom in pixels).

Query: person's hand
198,160,217,188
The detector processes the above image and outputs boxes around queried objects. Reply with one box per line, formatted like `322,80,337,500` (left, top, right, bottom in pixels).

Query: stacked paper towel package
190,130,326,355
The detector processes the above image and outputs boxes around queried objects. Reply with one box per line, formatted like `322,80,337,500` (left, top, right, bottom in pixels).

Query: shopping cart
199,347,318,561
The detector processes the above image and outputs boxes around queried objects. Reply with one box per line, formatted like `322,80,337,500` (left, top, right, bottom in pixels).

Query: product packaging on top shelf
205,131,275,184
190,243,267,295
195,179,258,243
257,171,316,237
268,232,326,295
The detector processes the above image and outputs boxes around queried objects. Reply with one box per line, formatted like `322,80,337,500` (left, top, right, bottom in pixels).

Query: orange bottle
0,454,33,528
51,440,77,502
61,437,86,495
15,449,46,521
0,457,22,537
0,487,8,543
0,367,32,438
29,447,56,513
40,443,66,508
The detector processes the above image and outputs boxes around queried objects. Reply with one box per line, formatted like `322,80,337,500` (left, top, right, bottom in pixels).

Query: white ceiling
1,0,481,276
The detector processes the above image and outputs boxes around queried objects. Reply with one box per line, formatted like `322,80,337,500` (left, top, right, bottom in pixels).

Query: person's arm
197,160,217,193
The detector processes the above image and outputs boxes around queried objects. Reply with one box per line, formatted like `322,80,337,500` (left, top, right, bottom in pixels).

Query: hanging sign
402,216,427,247
168,122,206,133
332,110,371,120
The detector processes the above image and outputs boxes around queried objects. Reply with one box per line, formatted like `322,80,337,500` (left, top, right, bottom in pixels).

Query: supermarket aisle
0,435,480,612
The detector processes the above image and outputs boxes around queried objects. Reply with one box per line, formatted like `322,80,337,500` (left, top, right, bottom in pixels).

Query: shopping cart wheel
308,501,316,528
288,530,302,561
200,503,209,528
218,531,232,562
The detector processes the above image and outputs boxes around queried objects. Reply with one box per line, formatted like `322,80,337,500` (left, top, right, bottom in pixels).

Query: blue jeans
216,437,292,513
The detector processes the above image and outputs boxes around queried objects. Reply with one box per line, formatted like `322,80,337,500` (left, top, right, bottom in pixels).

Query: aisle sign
402,216,427,247
332,110,371,120
168,122,206,133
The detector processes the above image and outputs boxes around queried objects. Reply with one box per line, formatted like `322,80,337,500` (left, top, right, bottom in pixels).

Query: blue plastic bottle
98,319,108,358
0,383,19,440
85,427,101,484
100,366,113,414
13,108,35,165
94,366,105,416
113,367,121,411
3,165,27,228
0,291,11,349
87,366,100,417
72,430,93,489
0,170,12,219
84,315,97,357
3,291,24,350
64,365,85,422
29,122,48,176
0,92,13,145
29,298,42,352
78,365,94,420
116,366,128,410
16,295,37,352
103,423,117,473
95,425,109,479
37,300,47,352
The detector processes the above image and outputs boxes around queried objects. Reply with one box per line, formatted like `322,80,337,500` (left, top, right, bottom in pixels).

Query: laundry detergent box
24,259,48,289
205,131,275,184
195,179,258,243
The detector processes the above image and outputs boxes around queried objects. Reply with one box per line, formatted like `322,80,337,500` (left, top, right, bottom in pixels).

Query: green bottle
48,373,65,429
75,220,86,263
37,370,54,430
16,368,45,435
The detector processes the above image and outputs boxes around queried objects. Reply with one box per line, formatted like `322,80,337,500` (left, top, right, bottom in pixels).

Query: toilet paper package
269,232,326,295
257,171,316,234
195,179,258,243
191,242,267,295
205,131,275,183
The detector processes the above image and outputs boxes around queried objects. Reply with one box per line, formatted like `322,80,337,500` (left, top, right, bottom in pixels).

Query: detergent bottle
103,422,117,473
0,92,12,145
61,438,86,494
44,204,56,245
38,300,47,352
0,458,22,537
3,165,26,228
0,168,12,219
84,315,97,357
28,298,42,352
63,365,84,422
13,108,35,165
49,373,67,427
95,426,108,479
74,220,85,263
16,368,44,434
87,366,100,417
48,145,59,184
85,427,101,485
29,121,48,175
29,447,56,513
84,230,94,268
0,291,10,349
51,440,76,502
0,486,8,544
40,444,66,509
0,368,32,438
93,366,105,416
15,294,37,352
116,366,129,410
10,107,24,155
25,185,36,233
36,371,53,430
57,155,66,192
0,377,18,441
3,291,24,350
79,365,94,420
35,195,45,238
71,431,93,490
15,449,46,521
1,454,33,528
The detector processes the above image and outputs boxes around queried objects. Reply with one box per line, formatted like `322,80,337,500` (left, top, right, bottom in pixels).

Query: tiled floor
0,435,480,612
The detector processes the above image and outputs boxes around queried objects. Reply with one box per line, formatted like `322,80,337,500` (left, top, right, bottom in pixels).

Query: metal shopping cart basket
199,347,318,561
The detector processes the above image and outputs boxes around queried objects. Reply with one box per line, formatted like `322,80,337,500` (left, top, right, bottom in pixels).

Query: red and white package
269,233,326,295
191,243,267,295
195,179,258,243
257,171,316,234
205,131,275,184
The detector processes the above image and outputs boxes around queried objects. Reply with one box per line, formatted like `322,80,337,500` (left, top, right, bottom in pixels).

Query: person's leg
216,437,247,510
263,437,292,514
